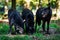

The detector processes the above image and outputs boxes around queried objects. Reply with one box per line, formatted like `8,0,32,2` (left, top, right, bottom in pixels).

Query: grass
0,23,9,34
36,23,58,32
0,34,60,40
0,22,60,40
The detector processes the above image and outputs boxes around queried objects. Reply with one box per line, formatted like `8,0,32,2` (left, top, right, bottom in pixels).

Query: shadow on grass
0,22,60,40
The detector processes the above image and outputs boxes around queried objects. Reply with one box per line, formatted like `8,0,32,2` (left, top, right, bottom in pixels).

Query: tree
48,0,50,7
5,0,8,14
11,0,16,9
56,0,60,19
56,0,59,18
39,0,42,7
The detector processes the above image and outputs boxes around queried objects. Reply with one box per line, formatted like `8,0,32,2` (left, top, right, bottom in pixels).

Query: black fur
36,7,52,34
8,9,24,34
22,8,34,34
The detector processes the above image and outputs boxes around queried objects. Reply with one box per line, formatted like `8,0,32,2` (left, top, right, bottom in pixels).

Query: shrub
0,23,9,34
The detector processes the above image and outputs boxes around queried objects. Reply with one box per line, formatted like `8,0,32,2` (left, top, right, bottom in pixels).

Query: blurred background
0,0,60,22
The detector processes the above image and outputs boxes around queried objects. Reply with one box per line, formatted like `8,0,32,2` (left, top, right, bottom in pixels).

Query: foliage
0,35,33,40
19,0,26,6
0,34,60,40
50,1,56,8
0,12,4,15
0,23,9,34
56,27,60,34
30,1,36,9
0,0,58,10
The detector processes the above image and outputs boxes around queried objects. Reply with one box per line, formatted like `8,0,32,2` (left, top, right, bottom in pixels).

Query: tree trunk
48,0,50,6
5,0,8,14
39,0,42,8
11,0,16,9
56,0,59,19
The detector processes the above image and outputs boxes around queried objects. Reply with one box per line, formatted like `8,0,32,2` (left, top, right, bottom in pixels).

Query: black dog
35,7,52,34
8,9,25,34
22,8,34,34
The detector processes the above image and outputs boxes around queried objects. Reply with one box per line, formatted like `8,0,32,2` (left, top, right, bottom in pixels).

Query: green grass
36,23,58,32
0,35,33,40
0,22,59,34
0,23,9,34
0,34,60,40
0,22,60,40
